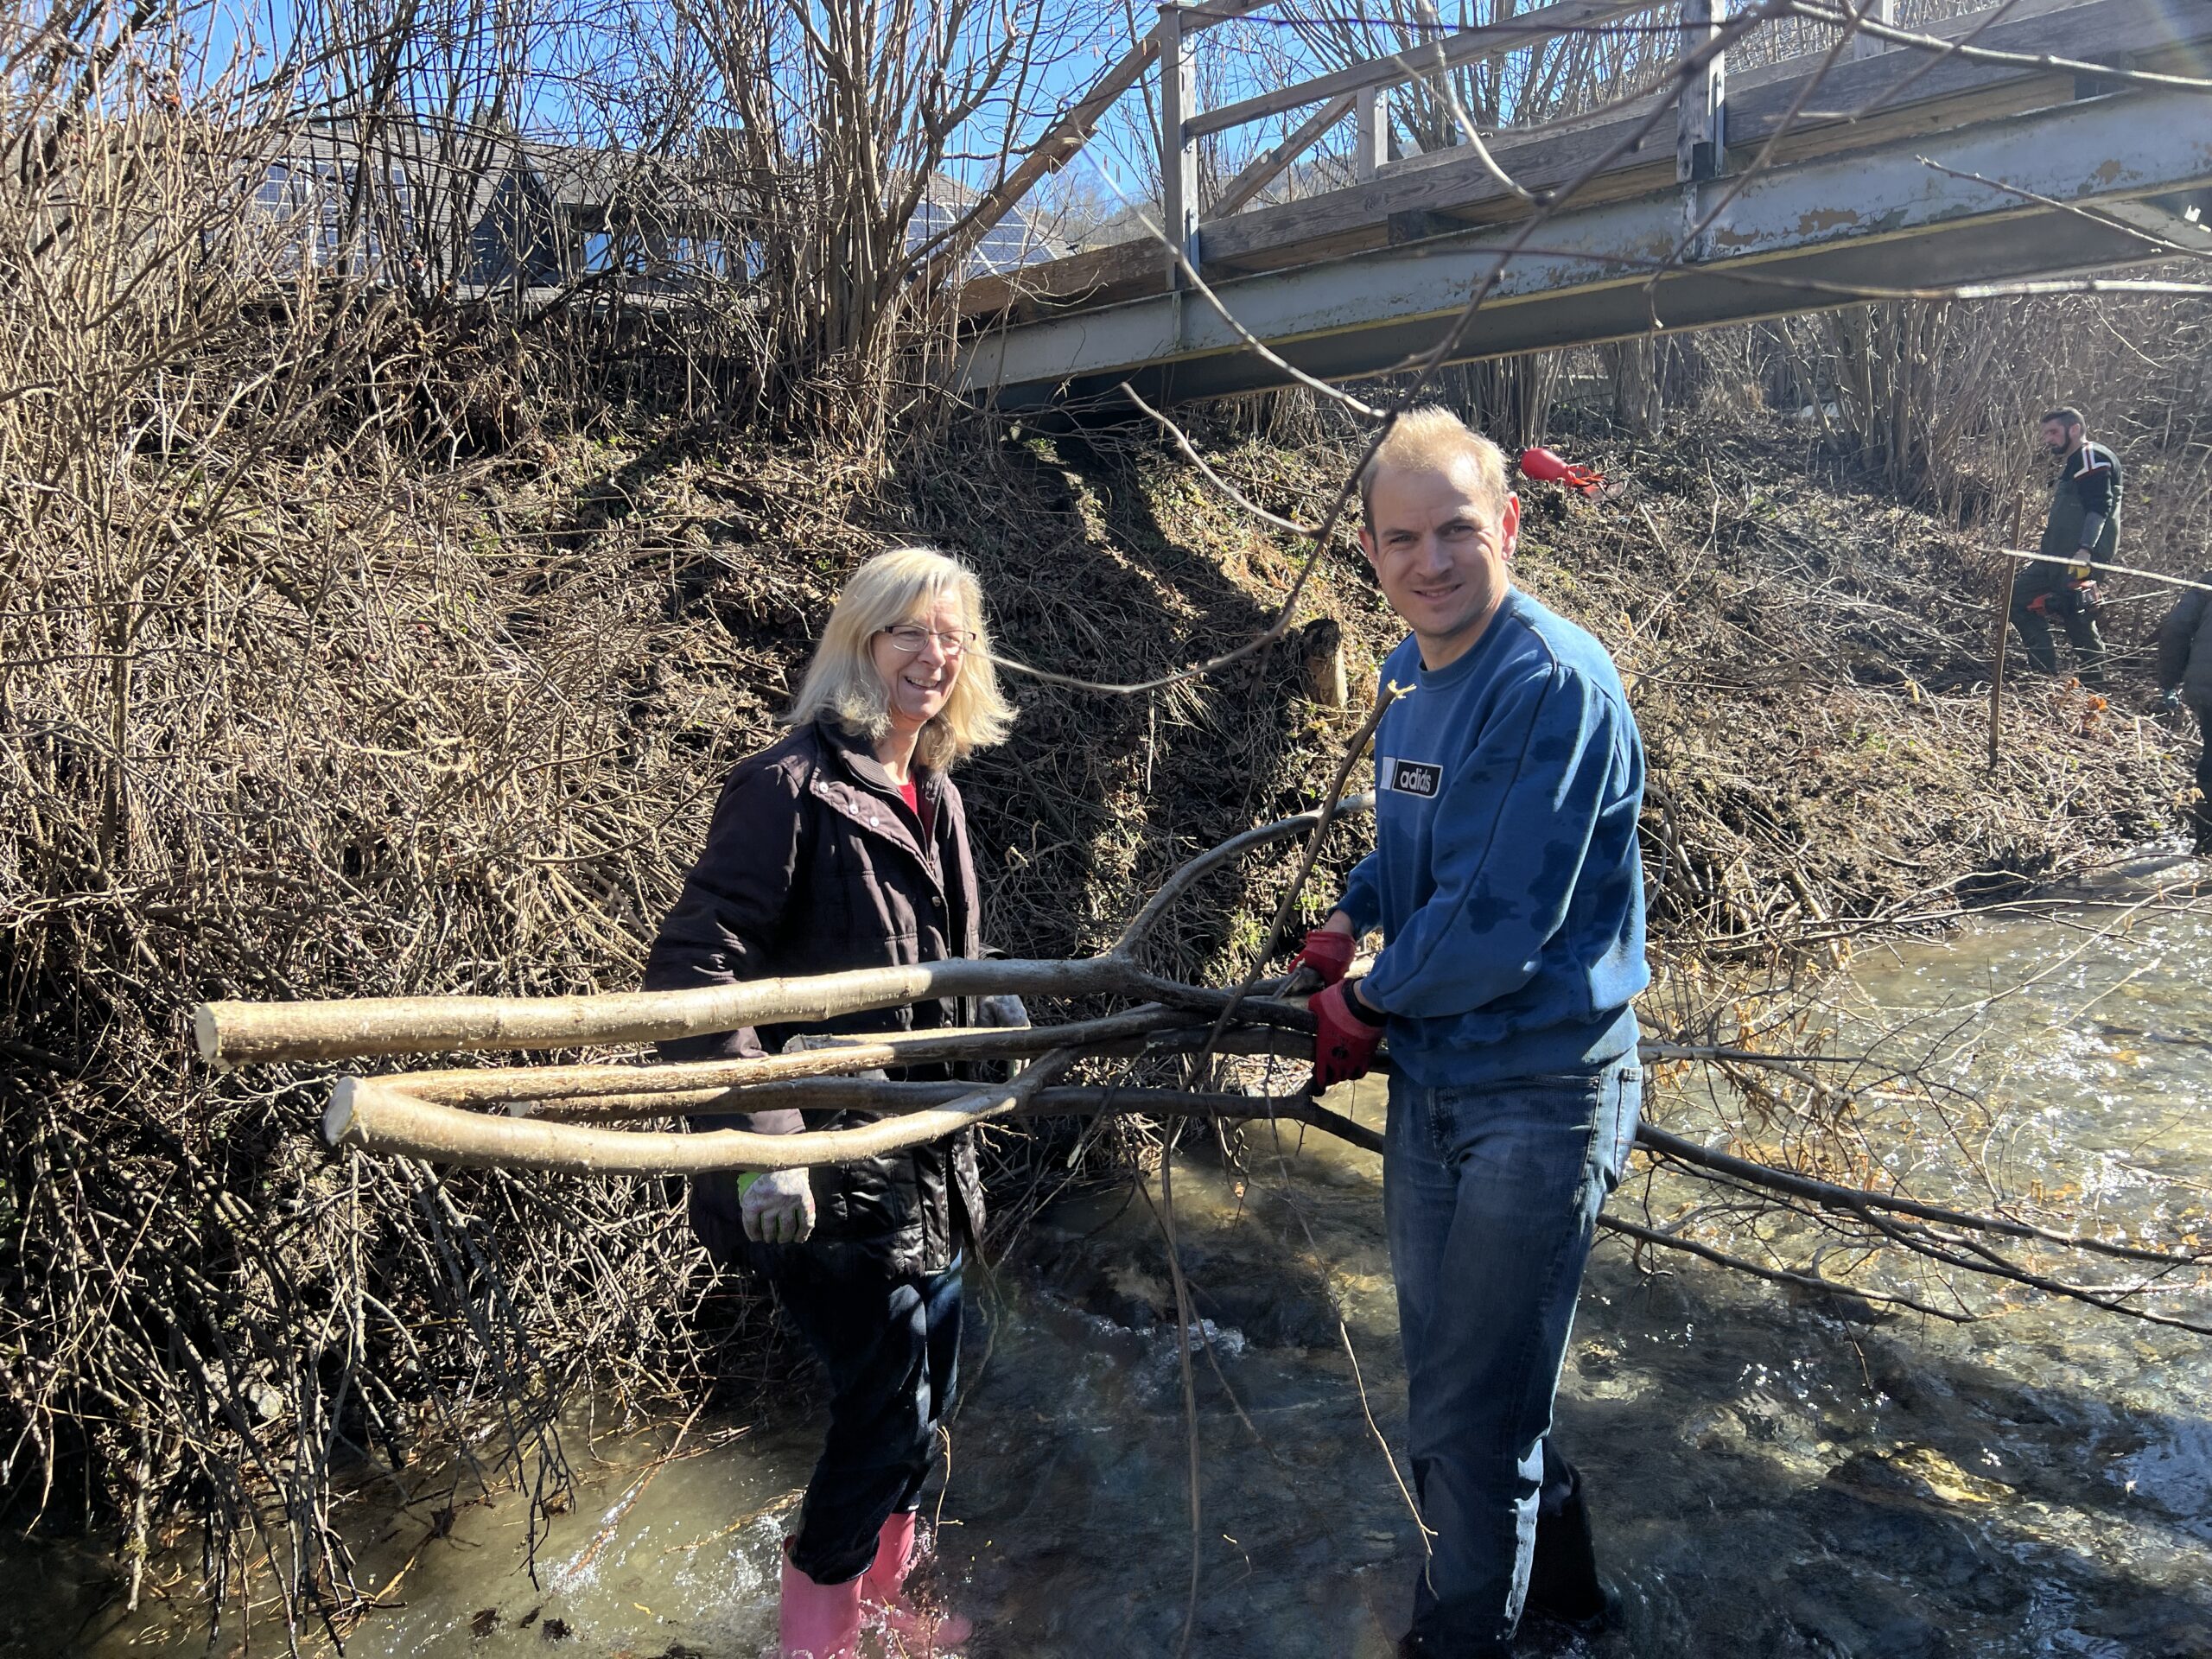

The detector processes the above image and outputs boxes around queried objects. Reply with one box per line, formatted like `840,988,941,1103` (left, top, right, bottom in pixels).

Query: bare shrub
661,0,1102,444
0,0,1101,1614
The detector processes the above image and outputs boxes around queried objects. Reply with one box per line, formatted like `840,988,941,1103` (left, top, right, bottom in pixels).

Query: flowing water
23,855,2212,1657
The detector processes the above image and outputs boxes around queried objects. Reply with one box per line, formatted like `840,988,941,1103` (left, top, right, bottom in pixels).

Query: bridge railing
1149,0,1851,289
1184,2,1683,168
944,1,1734,290
945,0,1913,300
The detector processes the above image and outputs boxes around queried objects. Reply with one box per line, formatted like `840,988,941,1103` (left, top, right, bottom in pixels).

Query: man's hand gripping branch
1300,912,1388,1091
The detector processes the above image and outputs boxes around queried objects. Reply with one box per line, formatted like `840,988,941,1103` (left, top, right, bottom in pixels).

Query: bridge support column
1159,2,1200,346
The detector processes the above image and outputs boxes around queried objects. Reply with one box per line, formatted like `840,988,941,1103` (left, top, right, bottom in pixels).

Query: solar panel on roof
905,200,1054,276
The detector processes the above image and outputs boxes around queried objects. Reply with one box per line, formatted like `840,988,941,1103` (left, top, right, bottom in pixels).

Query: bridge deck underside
956,0,2212,407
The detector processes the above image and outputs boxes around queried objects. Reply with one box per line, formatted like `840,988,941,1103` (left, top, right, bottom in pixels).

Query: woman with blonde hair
644,547,1015,1657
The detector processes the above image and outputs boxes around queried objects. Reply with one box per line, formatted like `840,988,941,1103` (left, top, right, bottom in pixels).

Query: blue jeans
1384,1062,1641,1656
764,1249,963,1585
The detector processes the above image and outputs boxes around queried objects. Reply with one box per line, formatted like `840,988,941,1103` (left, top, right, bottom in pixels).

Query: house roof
238,115,1069,284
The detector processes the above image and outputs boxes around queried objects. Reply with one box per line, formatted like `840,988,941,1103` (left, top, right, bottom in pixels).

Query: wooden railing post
1676,0,1726,185
1355,83,1388,181
1852,0,1894,60
1159,1,1199,305
1677,0,1726,253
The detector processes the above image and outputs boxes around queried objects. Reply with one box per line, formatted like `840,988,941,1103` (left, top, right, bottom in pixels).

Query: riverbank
3,401,2197,1628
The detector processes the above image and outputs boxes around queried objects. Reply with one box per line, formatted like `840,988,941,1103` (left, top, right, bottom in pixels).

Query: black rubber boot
2192,798,2212,860
1525,1449,1621,1634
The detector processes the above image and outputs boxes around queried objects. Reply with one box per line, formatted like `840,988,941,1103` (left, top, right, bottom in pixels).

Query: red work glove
1518,446,1605,498
1287,927,1355,988
2026,592,2050,615
1312,981,1387,1092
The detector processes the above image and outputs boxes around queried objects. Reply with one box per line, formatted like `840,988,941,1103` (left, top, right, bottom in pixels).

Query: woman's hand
741,1168,817,1244
740,1103,814,1244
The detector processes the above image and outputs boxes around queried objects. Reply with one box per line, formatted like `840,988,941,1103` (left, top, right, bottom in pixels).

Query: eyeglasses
880,624,977,656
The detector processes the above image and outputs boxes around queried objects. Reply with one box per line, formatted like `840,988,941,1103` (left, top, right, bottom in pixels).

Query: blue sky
157,0,1649,221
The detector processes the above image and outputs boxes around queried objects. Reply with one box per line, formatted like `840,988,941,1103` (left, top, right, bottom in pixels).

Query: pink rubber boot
780,1544,862,1659
860,1511,973,1651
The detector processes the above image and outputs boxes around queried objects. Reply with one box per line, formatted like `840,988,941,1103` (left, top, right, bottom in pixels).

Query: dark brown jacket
643,719,986,1276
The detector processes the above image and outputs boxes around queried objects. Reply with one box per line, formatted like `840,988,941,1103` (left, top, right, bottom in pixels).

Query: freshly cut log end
1300,617,1347,708
192,1003,223,1067
324,1077,366,1149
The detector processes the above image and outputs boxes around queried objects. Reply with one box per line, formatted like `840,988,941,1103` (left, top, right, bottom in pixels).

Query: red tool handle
1518,446,1605,497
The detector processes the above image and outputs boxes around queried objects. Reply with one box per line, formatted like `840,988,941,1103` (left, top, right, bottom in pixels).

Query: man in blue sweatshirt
1289,408,1647,1658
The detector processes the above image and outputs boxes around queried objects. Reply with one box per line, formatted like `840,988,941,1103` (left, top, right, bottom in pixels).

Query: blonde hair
785,547,1014,770
1359,406,1512,525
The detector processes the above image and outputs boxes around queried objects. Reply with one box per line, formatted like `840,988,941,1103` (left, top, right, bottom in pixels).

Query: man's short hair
2041,405,2086,430
1359,406,1512,527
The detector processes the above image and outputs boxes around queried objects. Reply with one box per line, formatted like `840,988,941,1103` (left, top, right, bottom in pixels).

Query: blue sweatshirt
1334,589,1649,1087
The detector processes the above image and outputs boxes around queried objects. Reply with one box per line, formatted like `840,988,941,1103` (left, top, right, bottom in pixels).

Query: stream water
24,854,2212,1658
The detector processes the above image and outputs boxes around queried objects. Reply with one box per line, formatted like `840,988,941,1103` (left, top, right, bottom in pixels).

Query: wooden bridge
952,0,2212,408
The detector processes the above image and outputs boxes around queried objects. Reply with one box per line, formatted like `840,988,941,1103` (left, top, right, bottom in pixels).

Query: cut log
323,1065,1382,1172
323,1050,1080,1173
507,1027,1326,1120
393,1008,1201,1105
198,799,1375,1067
201,957,1139,1067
